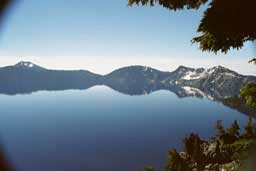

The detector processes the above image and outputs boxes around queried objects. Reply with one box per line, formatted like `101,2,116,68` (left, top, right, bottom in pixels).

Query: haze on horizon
0,0,255,75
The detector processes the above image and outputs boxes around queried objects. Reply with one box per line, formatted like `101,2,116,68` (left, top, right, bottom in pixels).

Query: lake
0,85,249,171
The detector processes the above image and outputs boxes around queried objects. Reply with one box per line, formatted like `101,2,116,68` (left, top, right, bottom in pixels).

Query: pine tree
215,120,226,139
244,117,254,138
183,133,202,157
191,135,201,162
166,149,190,171
227,120,240,138
253,123,256,136
213,141,222,163
128,0,256,53
240,83,256,108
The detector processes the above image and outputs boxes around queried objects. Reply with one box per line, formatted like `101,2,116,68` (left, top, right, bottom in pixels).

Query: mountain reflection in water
0,83,255,117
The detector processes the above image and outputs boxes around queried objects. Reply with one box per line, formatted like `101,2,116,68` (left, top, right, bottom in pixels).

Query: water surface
0,86,249,171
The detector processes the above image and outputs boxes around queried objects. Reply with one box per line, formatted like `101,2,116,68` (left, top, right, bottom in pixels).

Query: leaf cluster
128,0,256,53
240,83,256,108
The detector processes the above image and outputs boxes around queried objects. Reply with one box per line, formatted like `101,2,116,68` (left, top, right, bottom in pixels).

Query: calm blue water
0,86,249,171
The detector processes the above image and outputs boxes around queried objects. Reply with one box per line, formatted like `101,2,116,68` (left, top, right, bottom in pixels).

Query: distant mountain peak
176,65,193,71
15,61,35,67
207,65,238,75
210,65,227,70
0,62,254,99
14,61,45,70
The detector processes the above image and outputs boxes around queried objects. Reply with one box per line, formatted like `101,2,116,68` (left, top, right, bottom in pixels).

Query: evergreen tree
191,135,201,162
240,83,256,108
253,123,256,137
183,136,193,156
244,117,254,138
227,120,240,138
0,0,10,19
215,120,225,139
182,133,203,167
166,149,190,171
212,140,222,163
183,133,202,157
128,0,256,53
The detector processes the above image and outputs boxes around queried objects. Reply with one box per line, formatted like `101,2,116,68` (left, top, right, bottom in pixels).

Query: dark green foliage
128,0,256,53
215,117,256,143
0,148,13,171
128,0,208,10
182,133,207,170
215,120,225,138
164,120,256,171
166,149,191,171
227,120,240,138
240,83,256,108
192,0,256,53
0,0,10,16
244,117,254,138
223,96,256,117
218,120,240,144
239,140,256,171
0,0,12,27
253,122,256,137
212,141,222,163
249,58,256,64
215,118,255,143
182,133,202,161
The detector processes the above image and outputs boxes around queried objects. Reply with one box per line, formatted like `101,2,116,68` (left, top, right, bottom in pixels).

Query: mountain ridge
6,61,255,77
0,61,256,117
0,61,255,99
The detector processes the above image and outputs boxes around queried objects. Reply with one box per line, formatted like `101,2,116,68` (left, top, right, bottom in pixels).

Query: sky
0,0,255,75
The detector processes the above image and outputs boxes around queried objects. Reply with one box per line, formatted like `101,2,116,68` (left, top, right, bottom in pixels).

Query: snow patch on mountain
182,71,205,80
180,66,238,81
143,66,148,72
14,61,46,71
15,61,35,68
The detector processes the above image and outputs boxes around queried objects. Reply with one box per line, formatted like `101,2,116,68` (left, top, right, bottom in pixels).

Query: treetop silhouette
128,0,256,53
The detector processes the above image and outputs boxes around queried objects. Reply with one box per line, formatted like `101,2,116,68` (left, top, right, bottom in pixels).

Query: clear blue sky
0,0,255,74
